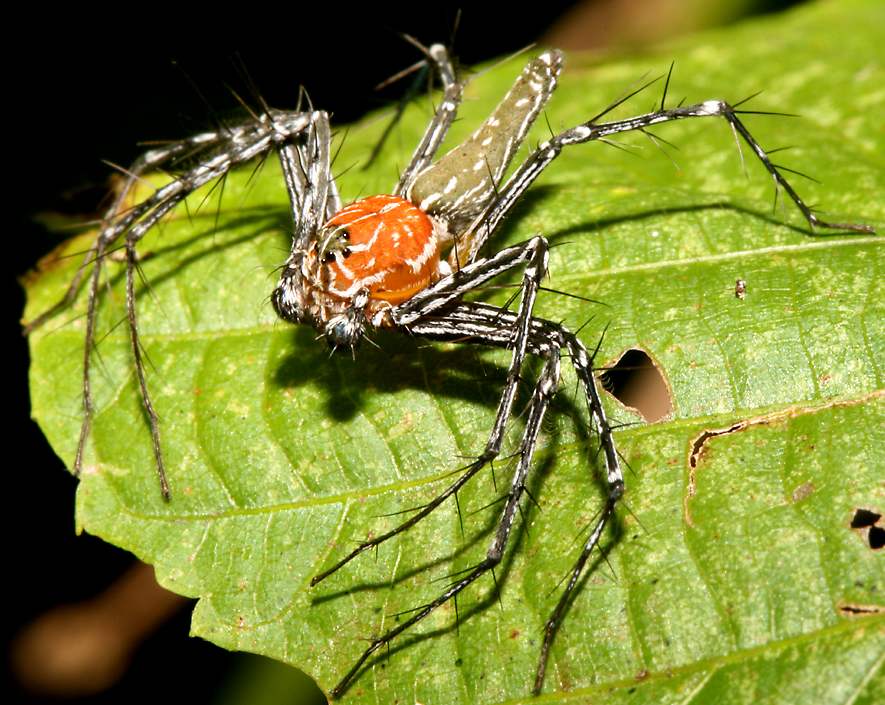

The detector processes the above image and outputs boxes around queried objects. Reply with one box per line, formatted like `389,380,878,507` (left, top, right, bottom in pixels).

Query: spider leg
119,111,334,497
27,132,237,476
29,111,317,494
461,94,873,264
283,111,337,253
409,302,623,695
534,329,621,693
22,126,231,334
311,235,551,584
330,340,563,699
395,42,463,196
273,112,347,326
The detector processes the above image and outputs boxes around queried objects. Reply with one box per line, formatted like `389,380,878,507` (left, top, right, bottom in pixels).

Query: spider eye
342,247,352,258
322,252,335,264
339,228,350,241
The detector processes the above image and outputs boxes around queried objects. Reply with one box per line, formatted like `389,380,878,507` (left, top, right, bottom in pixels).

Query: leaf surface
26,1,884,703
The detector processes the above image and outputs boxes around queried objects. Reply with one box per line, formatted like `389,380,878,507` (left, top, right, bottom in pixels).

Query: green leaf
25,1,884,703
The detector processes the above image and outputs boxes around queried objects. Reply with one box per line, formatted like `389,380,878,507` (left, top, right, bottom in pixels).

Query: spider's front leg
462,76,873,264
24,110,317,498
310,235,551,586
319,234,621,697
413,303,625,694
329,320,564,698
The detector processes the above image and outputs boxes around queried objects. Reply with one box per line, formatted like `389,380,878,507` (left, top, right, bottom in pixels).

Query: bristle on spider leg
310,456,490,587
224,82,261,124
230,52,271,116
125,242,170,500
731,90,764,109
729,120,749,180
172,60,235,138
586,72,664,125
659,61,675,111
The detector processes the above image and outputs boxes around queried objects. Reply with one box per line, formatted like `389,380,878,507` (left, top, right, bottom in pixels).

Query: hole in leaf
869,526,885,550
600,348,673,422
850,508,883,550
851,508,881,528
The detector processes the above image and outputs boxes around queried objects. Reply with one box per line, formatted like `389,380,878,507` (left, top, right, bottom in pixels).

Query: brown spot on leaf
683,391,884,527
791,481,815,503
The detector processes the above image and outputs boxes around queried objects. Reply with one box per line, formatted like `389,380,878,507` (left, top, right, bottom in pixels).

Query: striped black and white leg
408,302,624,695
395,42,464,195
324,271,625,695
27,111,317,496
461,90,873,262
329,340,564,698
120,111,332,497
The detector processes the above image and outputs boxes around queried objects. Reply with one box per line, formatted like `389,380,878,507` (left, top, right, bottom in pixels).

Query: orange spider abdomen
323,194,440,304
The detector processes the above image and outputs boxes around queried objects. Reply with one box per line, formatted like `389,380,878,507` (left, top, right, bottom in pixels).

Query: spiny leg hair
460,72,873,264
25,111,316,497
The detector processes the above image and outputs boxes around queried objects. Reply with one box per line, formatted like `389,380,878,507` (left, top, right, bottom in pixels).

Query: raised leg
282,111,339,253
395,41,464,197
459,83,874,264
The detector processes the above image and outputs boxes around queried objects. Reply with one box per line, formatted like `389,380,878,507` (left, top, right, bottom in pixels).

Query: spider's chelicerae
26,41,873,697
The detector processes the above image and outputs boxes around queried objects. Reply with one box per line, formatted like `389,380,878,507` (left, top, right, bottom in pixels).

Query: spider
25,40,873,698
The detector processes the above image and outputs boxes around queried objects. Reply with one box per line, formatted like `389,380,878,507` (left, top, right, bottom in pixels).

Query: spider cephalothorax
26,38,873,699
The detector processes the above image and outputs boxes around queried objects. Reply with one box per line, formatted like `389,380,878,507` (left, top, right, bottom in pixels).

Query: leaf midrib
91,389,881,525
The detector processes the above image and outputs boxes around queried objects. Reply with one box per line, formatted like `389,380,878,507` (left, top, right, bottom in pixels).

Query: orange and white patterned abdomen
322,195,442,304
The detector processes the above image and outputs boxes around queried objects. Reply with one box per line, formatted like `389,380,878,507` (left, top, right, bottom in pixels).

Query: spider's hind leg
330,335,565,698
